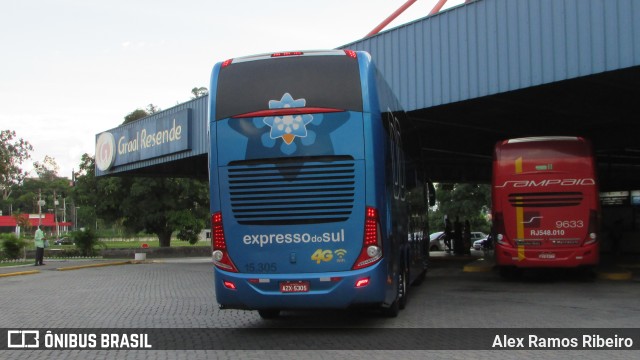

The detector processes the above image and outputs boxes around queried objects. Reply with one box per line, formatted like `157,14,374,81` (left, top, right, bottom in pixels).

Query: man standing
34,225,46,266
444,217,453,252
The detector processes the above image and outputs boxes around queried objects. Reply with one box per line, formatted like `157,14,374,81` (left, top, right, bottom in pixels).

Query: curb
596,269,633,281
56,261,132,271
0,270,40,278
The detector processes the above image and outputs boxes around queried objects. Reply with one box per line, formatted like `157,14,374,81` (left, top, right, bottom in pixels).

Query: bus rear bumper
214,263,390,310
494,242,599,268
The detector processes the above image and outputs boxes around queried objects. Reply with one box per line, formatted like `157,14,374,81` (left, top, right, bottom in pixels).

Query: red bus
492,136,599,274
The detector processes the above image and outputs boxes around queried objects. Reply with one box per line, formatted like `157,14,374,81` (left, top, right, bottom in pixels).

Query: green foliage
173,210,206,245
1,233,25,259
72,154,210,247
123,109,149,124
191,87,208,99
33,155,60,181
13,212,32,233
69,228,104,256
7,173,71,215
429,183,492,234
117,177,209,247
1,129,33,201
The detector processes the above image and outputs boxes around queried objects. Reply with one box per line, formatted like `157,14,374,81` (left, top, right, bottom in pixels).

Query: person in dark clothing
444,217,453,252
463,220,472,255
453,217,463,255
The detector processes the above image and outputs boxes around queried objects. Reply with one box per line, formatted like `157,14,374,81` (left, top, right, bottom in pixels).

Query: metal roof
97,0,640,190
341,0,640,112
341,0,640,189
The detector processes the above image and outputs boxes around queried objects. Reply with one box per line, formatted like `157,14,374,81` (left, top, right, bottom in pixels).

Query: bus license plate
538,253,556,259
280,281,309,293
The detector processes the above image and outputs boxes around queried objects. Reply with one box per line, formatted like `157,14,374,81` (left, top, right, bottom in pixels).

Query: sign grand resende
95,109,191,172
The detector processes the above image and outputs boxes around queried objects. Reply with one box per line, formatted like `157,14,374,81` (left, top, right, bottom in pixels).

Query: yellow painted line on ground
463,259,495,273
56,261,132,271
0,270,40,278
597,270,633,281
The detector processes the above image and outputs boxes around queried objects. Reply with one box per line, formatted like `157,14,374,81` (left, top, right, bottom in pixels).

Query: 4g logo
311,249,347,264
311,249,333,264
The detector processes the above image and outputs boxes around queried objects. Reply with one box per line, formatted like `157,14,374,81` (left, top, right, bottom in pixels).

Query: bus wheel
398,267,408,310
258,309,280,319
381,298,399,318
382,269,405,317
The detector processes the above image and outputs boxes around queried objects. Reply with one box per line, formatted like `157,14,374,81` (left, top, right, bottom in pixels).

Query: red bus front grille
508,192,583,207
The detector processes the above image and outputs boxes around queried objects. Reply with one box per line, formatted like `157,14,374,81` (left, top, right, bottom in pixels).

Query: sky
1,0,465,179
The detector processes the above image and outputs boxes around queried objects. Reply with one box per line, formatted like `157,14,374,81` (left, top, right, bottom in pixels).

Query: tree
122,104,161,125
146,104,161,114
191,87,208,99
33,155,60,182
10,175,71,216
124,109,149,124
73,155,209,246
71,154,124,232
69,106,211,246
429,183,491,234
13,212,31,234
0,130,33,201
119,177,209,246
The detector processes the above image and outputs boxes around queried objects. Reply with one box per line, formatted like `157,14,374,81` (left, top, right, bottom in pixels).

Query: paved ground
1,254,638,359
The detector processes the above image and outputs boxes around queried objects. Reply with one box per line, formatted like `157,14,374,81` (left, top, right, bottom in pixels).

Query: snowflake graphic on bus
225,92,352,161
263,93,315,149
261,93,320,154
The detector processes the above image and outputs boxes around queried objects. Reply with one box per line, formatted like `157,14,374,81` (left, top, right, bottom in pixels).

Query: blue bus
209,50,432,318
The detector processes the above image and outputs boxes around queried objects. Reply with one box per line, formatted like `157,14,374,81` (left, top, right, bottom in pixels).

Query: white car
473,236,489,250
470,232,488,243
429,232,446,251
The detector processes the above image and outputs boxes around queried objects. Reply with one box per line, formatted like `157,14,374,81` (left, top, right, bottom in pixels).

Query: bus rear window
215,56,363,120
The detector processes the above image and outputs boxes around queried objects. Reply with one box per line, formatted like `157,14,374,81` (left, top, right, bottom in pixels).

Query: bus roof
223,50,358,65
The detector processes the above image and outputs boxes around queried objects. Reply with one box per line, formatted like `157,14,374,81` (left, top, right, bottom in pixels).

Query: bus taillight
344,50,357,58
211,212,238,272
585,209,598,245
353,207,383,270
271,51,304,57
221,59,233,68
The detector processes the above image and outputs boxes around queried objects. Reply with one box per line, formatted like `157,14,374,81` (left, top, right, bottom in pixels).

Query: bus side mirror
427,181,436,207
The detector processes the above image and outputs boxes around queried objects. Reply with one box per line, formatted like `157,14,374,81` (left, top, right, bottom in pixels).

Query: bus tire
382,267,406,317
258,309,280,319
398,266,408,310
381,298,399,318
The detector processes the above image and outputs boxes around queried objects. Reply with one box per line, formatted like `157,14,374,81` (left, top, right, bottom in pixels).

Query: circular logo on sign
95,132,116,171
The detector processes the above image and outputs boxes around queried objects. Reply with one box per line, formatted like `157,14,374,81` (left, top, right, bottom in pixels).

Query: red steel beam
428,0,449,15
365,0,418,38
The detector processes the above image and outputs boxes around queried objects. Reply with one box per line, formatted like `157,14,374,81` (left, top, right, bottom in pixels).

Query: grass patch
17,238,210,251
101,239,209,249
0,260,32,267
